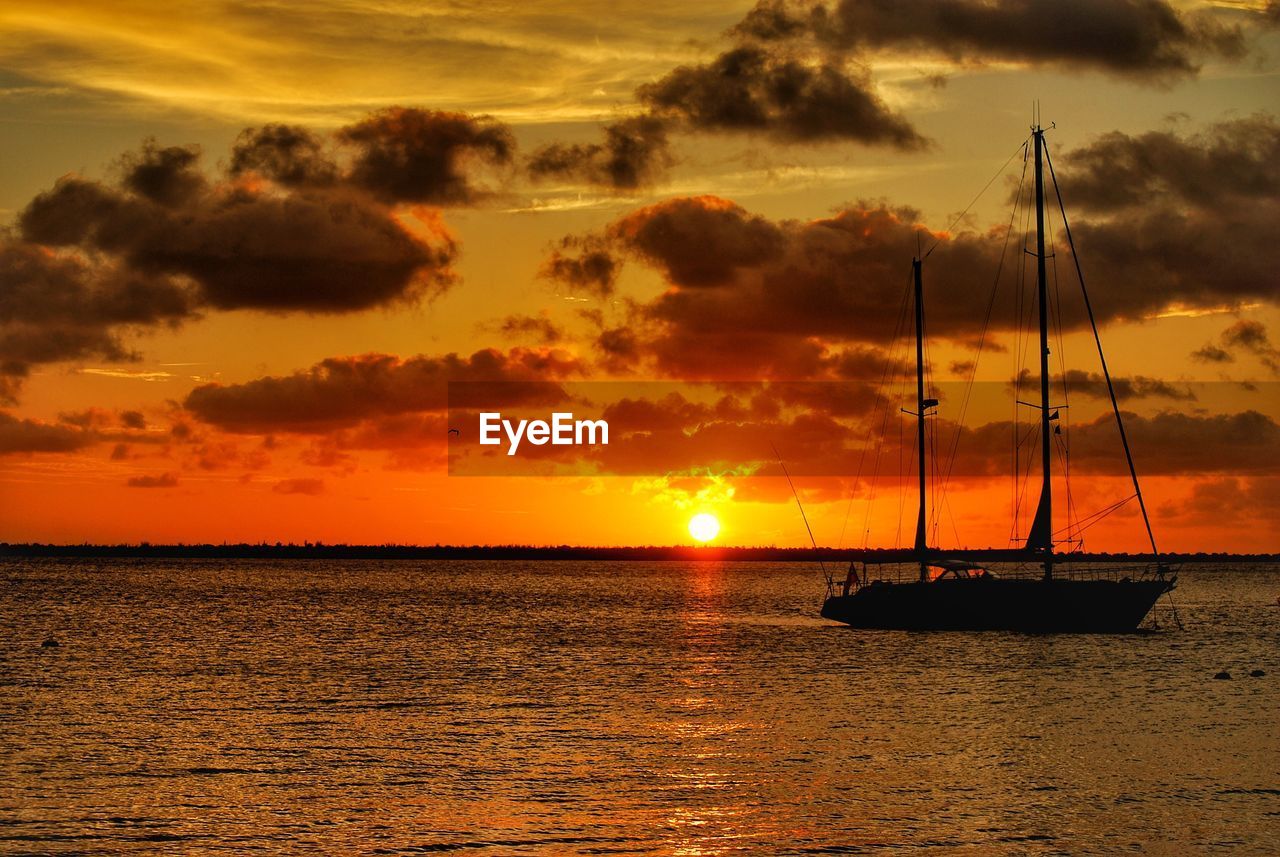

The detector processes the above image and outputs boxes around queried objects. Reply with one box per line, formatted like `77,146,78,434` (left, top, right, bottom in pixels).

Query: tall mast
1029,124,1054,579
912,257,928,581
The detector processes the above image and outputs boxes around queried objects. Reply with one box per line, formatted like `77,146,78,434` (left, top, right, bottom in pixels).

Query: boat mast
1030,123,1054,579
912,257,928,582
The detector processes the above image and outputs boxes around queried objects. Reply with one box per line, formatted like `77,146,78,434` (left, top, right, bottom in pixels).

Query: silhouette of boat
821,121,1175,633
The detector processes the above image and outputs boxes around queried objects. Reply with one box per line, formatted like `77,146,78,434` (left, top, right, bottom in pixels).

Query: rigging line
1012,161,1037,542
1068,496,1134,537
923,137,1031,259
1045,199,1079,545
1053,494,1135,537
1044,141,1161,559
934,148,1030,525
838,267,914,549
772,442,828,581
1052,432,1076,544
859,268,915,548
1011,422,1039,544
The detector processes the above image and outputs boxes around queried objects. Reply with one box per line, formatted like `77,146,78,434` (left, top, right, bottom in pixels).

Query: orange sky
1,1,1278,551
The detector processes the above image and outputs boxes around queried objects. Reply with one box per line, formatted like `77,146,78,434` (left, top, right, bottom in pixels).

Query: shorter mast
916,258,926,583
910,258,937,581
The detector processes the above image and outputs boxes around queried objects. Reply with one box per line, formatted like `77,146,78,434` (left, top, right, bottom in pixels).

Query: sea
3,559,1278,855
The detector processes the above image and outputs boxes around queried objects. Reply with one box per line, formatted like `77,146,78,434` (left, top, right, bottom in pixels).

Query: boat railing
842,561,1170,589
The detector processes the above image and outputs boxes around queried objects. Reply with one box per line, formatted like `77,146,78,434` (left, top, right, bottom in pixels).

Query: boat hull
820,576,1173,633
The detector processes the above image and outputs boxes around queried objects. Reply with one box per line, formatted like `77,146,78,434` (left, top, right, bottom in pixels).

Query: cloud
528,116,672,191
2,108,531,401
20,175,455,314
125,472,178,488
0,411,94,454
1043,116,1280,322
273,477,325,496
0,239,196,398
539,235,621,297
1159,475,1280,525
120,140,208,206
1222,319,1279,373
229,110,516,204
228,124,339,187
495,313,564,344
947,409,1280,477
595,326,642,374
337,108,515,204
543,196,1000,376
638,46,925,148
612,195,788,286
530,8,925,191
545,114,1280,371
184,347,584,434
1191,343,1233,364
1059,114,1280,212
741,0,1245,81
1190,319,1279,373
532,0,1252,191
1012,369,1196,401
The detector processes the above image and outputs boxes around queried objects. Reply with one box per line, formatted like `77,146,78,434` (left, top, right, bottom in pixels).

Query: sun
688,512,720,543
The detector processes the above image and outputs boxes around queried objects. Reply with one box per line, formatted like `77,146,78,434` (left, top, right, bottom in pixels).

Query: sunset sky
1,0,1277,551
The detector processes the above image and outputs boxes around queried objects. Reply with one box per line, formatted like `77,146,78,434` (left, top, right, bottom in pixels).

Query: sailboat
820,123,1175,633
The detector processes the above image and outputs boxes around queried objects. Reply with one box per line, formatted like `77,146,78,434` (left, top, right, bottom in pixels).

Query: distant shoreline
2,544,1276,563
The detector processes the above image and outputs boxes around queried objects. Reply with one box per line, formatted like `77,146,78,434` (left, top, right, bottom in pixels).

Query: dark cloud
1221,319,1279,373
3,108,526,401
20,175,455,314
1190,320,1279,372
8,407,170,453
184,348,584,434
1042,118,1279,318
1223,319,1273,351
0,239,196,396
120,140,207,207
338,108,514,204
540,235,621,297
1070,410,1280,476
57,408,110,429
1191,343,1232,364
1159,475,1280,525
595,326,642,374
742,0,1244,81
523,0,1256,190
545,118,1280,373
543,197,1001,375
528,116,672,191
231,110,516,202
0,411,94,454
1012,369,1195,402
496,314,564,344
638,46,924,147
126,472,178,488
611,195,787,286
1060,115,1280,211
946,409,1280,477
1065,203,1277,323
273,477,325,496
228,124,339,187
